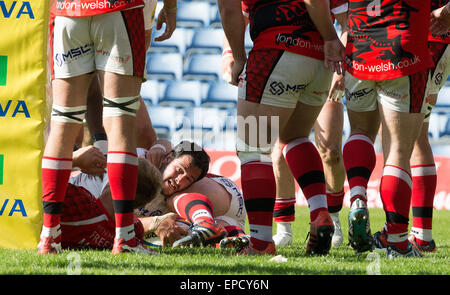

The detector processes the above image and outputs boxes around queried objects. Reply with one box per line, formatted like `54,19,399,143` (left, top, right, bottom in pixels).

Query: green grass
0,207,449,275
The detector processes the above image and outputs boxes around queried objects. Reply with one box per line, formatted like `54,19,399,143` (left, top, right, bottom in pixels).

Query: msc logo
0,99,30,118
0,1,34,19
345,88,374,101
269,81,307,96
55,44,92,67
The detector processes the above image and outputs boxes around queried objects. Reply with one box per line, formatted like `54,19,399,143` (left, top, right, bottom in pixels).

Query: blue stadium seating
209,6,221,28
176,1,212,28
159,80,203,108
441,114,450,137
183,53,222,81
245,26,253,50
146,52,183,80
202,80,238,109
185,28,225,57
182,107,228,132
147,106,185,139
145,1,450,151
437,84,450,109
149,27,192,55
140,80,160,106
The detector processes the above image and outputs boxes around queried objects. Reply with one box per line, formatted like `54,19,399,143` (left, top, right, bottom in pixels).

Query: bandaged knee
102,95,140,118
51,104,86,124
236,137,272,164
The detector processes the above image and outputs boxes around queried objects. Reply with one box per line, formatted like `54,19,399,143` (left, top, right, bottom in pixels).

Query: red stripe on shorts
245,49,284,103
409,69,429,114
121,8,145,78
49,14,56,80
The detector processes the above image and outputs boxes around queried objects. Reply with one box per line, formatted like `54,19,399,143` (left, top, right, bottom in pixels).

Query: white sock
276,222,292,235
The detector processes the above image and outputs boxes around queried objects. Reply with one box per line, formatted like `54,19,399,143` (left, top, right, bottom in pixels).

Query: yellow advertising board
0,0,49,248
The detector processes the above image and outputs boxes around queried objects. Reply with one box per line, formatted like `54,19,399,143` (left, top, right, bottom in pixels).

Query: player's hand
72,145,106,176
145,145,166,169
430,5,450,36
155,214,188,246
230,57,246,86
327,72,345,102
154,6,177,42
323,39,345,75
221,51,234,83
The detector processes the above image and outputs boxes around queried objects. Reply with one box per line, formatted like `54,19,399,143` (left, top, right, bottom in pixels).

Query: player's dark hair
172,140,210,181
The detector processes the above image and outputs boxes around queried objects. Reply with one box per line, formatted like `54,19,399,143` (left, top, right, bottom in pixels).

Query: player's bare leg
272,139,296,247
280,101,334,255
343,107,380,253
409,95,438,252
99,70,155,254
314,100,345,247
379,102,425,258
39,74,92,254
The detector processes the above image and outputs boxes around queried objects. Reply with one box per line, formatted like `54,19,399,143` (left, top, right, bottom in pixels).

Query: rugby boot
273,231,293,247
386,242,423,259
112,237,158,255
306,211,334,255
239,240,276,256
37,235,62,254
408,234,437,253
172,220,227,248
348,198,373,253
330,212,343,247
219,235,250,252
372,229,388,250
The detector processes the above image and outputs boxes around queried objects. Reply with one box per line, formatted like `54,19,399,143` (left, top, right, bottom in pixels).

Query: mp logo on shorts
0,56,6,86
269,81,307,96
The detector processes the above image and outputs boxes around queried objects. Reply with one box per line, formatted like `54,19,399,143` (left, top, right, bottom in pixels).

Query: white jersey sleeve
68,173,109,199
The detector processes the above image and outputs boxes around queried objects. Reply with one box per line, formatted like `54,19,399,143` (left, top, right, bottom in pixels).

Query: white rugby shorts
238,49,333,109
50,7,146,79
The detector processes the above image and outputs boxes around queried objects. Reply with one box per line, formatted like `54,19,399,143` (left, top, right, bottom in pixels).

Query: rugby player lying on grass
59,142,249,251
136,140,249,250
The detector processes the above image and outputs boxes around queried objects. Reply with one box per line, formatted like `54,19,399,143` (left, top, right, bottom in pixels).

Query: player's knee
236,137,272,163
320,146,343,166
51,104,87,124
102,95,140,118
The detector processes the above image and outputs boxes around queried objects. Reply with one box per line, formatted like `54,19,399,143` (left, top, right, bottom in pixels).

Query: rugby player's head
160,141,210,196
134,157,163,208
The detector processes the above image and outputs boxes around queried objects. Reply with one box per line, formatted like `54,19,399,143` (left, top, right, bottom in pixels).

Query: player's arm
221,13,249,83
154,0,177,41
304,0,345,74
145,139,173,168
430,2,450,36
218,0,246,85
139,213,187,246
328,10,348,101
72,145,106,176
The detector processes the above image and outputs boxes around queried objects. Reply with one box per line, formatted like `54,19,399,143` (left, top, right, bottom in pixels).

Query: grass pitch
0,207,449,276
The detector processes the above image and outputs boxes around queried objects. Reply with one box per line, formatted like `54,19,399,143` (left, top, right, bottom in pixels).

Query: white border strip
42,158,72,170
107,152,138,165
60,214,108,226
382,166,412,189
282,137,310,157
411,166,436,177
